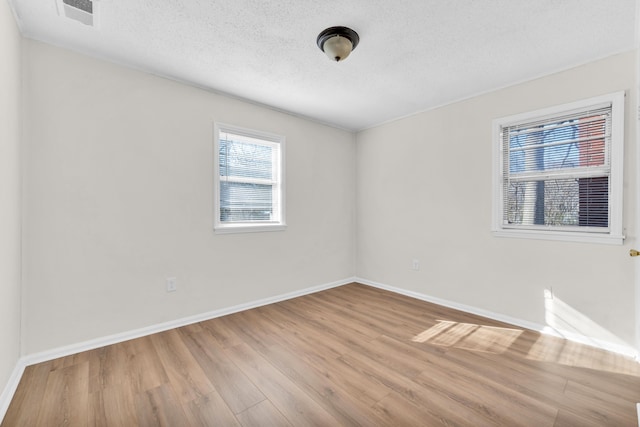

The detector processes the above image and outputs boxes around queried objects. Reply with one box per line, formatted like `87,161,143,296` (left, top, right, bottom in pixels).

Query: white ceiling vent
56,0,99,27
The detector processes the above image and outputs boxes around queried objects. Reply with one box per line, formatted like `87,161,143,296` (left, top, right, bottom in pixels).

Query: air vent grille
57,0,97,27
63,0,93,14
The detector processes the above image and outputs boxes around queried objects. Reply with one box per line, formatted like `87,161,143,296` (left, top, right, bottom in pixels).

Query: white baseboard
4,277,353,423
21,277,355,367
356,277,639,359
0,359,26,424
4,275,635,423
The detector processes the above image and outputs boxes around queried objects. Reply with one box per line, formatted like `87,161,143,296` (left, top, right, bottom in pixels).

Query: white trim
632,0,640,362
20,276,636,364
0,360,26,424
355,277,638,359
21,277,355,367
213,223,287,234
636,59,640,362
3,276,637,423
492,229,624,245
2,277,353,421
213,122,286,234
635,5,640,356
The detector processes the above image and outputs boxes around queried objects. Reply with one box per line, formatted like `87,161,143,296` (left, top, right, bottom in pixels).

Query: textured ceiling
9,0,639,131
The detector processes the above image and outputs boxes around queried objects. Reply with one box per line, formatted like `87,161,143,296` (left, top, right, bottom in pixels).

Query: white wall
0,0,22,396
18,36,638,356
22,40,356,354
357,51,638,347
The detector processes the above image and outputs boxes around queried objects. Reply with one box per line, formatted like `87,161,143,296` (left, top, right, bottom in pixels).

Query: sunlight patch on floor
525,334,640,376
409,293,640,376
531,292,640,376
412,320,523,354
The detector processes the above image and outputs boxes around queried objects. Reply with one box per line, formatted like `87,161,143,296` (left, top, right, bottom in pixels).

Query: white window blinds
503,105,611,230
493,92,625,244
214,124,285,233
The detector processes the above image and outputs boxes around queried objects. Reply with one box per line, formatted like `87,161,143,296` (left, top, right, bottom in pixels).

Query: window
214,123,285,233
492,92,625,244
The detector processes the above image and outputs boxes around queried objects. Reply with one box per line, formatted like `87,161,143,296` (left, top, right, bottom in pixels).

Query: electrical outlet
166,277,177,292
411,259,420,271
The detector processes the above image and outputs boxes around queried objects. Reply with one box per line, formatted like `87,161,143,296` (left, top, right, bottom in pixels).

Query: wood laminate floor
3,283,640,426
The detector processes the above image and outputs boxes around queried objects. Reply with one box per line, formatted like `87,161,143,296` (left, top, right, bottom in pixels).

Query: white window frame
214,122,286,234
492,91,625,245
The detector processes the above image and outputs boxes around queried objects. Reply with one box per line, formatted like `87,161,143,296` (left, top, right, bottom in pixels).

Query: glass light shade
322,35,353,62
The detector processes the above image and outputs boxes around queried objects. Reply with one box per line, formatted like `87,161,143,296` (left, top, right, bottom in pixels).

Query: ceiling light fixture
317,26,360,62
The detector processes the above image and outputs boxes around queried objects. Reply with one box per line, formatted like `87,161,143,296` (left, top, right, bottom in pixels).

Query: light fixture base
317,26,360,62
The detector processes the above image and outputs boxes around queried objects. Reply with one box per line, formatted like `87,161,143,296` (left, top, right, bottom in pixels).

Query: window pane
505,177,608,228
220,182,273,222
508,116,607,175
219,139,273,180
578,177,609,227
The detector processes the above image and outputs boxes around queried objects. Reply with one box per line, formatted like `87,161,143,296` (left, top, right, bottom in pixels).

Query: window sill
492,229,624,245
214,223,287,235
